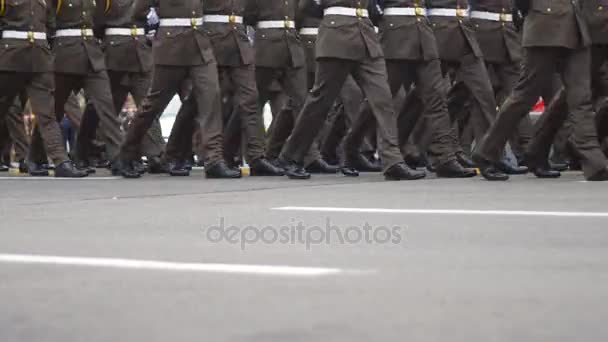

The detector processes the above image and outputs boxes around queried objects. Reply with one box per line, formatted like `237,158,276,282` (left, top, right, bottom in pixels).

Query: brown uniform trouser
590,45,608,153
0,72,68,165
218,64,266,162
281,57,403,172
387,59,457,166
0,94,29,162
398,52,498,155
77,70,165,160
259,66,322,165
445,62,534,160
479,47,607,178
29,71,124,161
121,64,223,164
321,75,377,164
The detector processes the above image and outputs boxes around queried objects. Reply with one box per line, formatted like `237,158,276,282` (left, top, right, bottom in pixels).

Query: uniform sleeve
47,0,57,37
243,0,258,26
515,0,530,15
93,0,108,39
368,0,384,25
298,0,323,18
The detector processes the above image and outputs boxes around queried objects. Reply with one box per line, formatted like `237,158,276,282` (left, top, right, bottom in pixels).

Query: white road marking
0,177,120,180
273,206,608,218
0,254,342,277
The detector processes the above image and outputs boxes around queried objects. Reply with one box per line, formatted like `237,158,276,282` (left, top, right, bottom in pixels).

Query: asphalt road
1,169,607,342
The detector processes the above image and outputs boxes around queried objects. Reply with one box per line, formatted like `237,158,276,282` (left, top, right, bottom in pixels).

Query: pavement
1,169,608,342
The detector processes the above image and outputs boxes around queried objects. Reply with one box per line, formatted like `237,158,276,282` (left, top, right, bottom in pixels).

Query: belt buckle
229,14,236,24
191,17,198,28
27,31,34,42
131,26,138,36
415,7,424,16
499,13,508,21
456,8,466,17
81,27,88,39
283,19,291,29
356,7,363,17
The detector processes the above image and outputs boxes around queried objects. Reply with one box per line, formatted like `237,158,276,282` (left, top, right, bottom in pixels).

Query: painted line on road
273,206,608,218
0,177,120,180
0,254,343,277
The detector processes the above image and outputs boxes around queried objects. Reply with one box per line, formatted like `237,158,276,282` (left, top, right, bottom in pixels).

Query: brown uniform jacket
582,0,608,45
153,0,214,66
521,0,590,49
203,0,253,67
426,0,483,62
52,0,107,74
0,0,54,72
379,0,439,61
100,0,153,73
246,0,305,68
470,0,522,63
303,0,384,62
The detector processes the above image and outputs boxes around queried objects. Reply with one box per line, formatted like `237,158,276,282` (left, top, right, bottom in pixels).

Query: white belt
55,28,94,37
299,27,318,36
324,6,369,17
1,30,47,40
384,7,427,16
428,8,470,17
203,14,243,24
470,11,512,22
159,18,204,27
105,28,145,36
256,20,295,29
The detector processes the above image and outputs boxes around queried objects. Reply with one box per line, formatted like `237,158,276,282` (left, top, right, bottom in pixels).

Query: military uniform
423,0,498,142
202,0,267,165
120,0,236,178
0,94,29,164
0,0,82,176
377,0,466,172
280,0,423,180
456,0,533,163
78,0,165,164
248,0,323,166
28,0,124,168
475,0,608,180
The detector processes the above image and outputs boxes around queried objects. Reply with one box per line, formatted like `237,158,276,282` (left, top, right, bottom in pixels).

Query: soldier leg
228,64,265,162
413,59,458,166
81,71,124,161
281,58,353,164
188,63,223,165
127,71,166,159
476,47,557,162
350,57,405,171
122,66,187,161
561,47,607,178
496,62,533,164
25,73,70,165
5,94,29,162
164,95,197,162
455,54,497,142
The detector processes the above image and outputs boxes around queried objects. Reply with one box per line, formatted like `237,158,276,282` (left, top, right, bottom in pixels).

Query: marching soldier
466,0,534,166
77,0,167,174
279,0,426,181
369,0,477,178
0,0,87,177
119,0,240,179
203,0,284,176
474,0,608,181
248,0,333,173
